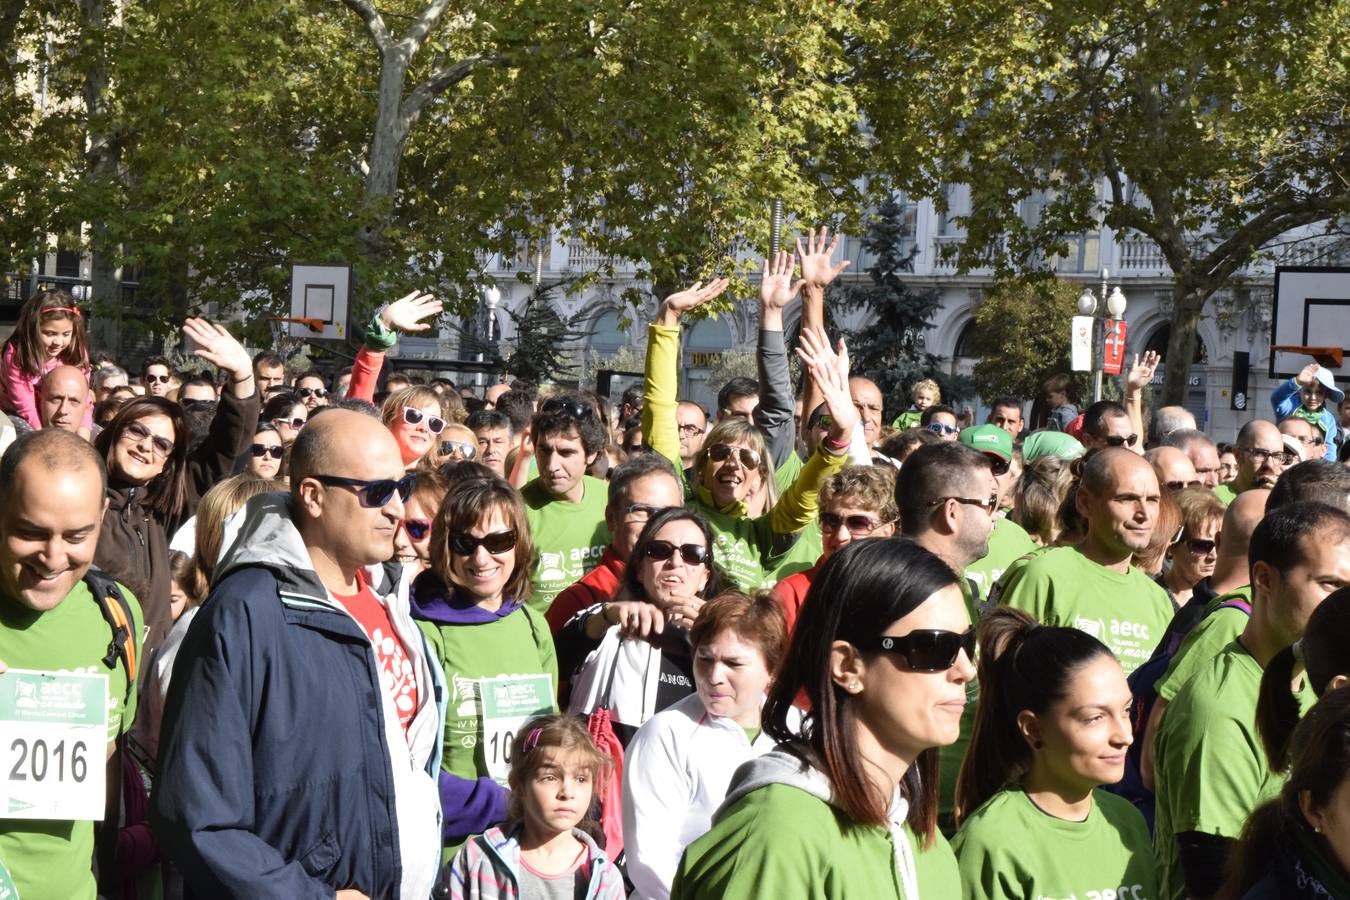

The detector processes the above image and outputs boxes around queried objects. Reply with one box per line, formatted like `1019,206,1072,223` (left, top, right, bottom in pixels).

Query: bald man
1000,449,1175,674
849,376,885,448
154,409,445,900
1146,445,1201,493
1216,419,1289,505
37,364,91,434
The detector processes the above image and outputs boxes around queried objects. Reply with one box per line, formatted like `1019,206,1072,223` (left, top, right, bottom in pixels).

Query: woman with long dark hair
951,608,1156,899
672,538,971,899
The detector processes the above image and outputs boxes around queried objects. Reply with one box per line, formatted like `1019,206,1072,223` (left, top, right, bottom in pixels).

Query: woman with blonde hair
383,384,450,471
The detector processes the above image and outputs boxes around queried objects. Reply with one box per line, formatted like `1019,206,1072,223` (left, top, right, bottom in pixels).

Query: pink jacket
0,343,94,429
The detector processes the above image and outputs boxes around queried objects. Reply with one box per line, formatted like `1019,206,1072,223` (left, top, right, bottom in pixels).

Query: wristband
230,374,252,384
364,306,399,351
822,435,850,452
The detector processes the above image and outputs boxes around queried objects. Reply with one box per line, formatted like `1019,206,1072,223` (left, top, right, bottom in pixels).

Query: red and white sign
1102,319,1129,375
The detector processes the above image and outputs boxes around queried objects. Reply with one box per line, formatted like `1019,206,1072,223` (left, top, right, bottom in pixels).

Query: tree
967,278,1094,405
838,198,968,414
864,0,1350,404
492,285,591,386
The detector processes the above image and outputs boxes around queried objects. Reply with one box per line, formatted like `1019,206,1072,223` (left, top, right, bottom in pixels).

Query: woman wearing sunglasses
262,391,307,449
408,475,558,852
246,422,285,481
951,607,1156,900
561,508,724,744
93,363,259,655
382,385,449,471
673,538,970,899
1159,486,1224,611
390,469,449,571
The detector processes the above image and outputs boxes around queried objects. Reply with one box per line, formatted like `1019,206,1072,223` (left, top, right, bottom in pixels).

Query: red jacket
546,546,626,633
770,561,822,635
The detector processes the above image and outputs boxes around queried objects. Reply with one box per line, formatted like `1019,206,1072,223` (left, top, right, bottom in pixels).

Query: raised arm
1272,363,1318,420
348,290,443,402
1124,350,1157,455
755,251,804,469
643,279,731,472
181,319,261,510
794,227,850,445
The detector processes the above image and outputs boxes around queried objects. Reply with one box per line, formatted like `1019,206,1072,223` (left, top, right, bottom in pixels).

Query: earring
846,682,861,693
1033,740,1045,749
1316,825,1324,834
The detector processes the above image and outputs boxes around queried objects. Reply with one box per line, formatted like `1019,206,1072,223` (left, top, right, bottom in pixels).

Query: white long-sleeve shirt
621,692,777,900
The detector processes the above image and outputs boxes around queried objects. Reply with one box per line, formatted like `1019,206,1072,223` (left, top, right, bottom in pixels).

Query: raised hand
795,226,850,292
1297,363,1321,388
1126,350,1161,395
658,278,731,326
183,318,251,379
380,290,443,333
797,325,858,441
759,250,804,312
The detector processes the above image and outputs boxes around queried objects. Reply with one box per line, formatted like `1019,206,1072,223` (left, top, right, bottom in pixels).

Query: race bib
478,674,554,785
0,670,108,820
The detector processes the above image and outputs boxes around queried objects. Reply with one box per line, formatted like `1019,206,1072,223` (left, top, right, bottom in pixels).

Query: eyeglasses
249,443,284,460
143,373,171,385
1291,433,1326,447
853,628,977,672
678,423,704,436
1104,434,1139,448
644,540,709,565
541,397,594,420
273,416,305,431
1242,447,1293,466
820,512,891,536
1164,479,1203,492
298,387,327,400
707,443,762,469
929,493,999,513
927,423,960,436
402,518,432,541
450,529,518,556
984,455,1010,477
1184,537,1217,555
402,406,446,435
440,440,476,459
123,421,175,458
623,503,673,523
313,473,414,507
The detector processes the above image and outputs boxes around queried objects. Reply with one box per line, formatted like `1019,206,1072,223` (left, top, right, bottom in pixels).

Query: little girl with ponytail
0,288,92,429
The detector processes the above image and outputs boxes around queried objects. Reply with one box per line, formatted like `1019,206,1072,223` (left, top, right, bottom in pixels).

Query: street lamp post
1078,268,1129,403
478,283,501,388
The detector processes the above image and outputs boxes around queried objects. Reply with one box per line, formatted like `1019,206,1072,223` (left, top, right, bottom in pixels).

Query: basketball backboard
1269,266,1350,379
289,263,351,340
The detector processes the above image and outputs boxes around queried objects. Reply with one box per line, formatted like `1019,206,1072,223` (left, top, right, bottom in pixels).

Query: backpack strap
83,567,137,701
1213,598,1253,617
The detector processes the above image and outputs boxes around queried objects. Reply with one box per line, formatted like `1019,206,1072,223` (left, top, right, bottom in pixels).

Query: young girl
952,607,1157,900
447,714,625,899
892,378,940,430
0,288,92,430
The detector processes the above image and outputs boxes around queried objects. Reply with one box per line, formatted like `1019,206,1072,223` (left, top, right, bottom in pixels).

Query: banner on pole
1070,316,1094,372
1102,319,1129,375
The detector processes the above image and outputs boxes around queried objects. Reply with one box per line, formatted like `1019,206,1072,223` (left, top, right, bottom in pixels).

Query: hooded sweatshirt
410,569,558,850
152,493,443,900
447,824,625,900
671,748,960,900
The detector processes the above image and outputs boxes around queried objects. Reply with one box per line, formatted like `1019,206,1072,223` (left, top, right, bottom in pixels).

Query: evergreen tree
839,198,968,418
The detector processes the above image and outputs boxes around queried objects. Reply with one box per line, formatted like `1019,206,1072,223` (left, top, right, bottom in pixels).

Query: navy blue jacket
152,559,444,899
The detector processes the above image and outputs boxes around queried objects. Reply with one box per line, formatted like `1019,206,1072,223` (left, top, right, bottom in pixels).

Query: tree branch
401,52,515,120
341,0,390,51
399,0,453,52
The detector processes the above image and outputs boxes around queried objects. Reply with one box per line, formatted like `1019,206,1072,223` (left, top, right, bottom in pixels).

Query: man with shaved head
1214,419,1289,506
37,365,92,434
1164,428,1222,488
0,429,146,900
999,448,1175,673
154,409,445,900
1147,445,1202,494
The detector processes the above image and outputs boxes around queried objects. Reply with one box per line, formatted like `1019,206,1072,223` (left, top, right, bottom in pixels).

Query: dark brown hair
3,288,89,375
621,507,722,605
430,475,534,604
762,537,959,844
690,591,789,677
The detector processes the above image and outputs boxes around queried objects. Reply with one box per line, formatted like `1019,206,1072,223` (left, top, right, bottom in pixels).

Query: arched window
1144,325,1207,364
686,316,734,353
953,320,977,358
586,308,629,357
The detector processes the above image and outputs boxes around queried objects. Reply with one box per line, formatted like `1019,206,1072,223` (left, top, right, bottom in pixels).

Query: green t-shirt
522,475,611,615
768,518,823,582
986,544,1052,607
692,500,788,591
999,546,1175,675
952,787,1158,900
966,517,1038,613
1155,586,1252,703
1213,483,1238,506
673,782,960,900
0,579,144,900
1153,638,1315,900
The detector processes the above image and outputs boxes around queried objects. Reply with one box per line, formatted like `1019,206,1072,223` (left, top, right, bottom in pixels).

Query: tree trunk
1162,281,1210,406
81,0,123,351
357,46,413,264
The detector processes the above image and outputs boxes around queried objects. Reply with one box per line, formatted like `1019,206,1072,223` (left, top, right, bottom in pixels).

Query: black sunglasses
143,373,171,384
1104,433,1139,448
313,473,414,508
929,493,999,512
853,628,977,672
707,443,762,469
1184,537,1218,555
298,387,328,399
402,406,446,434
644,540,709,565
541,397,594,420
450,529,518,556
249,443,283,460
985,455,1010,476
403,518,432,541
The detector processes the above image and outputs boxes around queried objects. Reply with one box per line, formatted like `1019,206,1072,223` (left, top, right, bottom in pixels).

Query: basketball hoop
1271,345,1345,369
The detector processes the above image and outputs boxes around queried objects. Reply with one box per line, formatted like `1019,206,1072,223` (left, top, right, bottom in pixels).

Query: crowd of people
4,228,1350,900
